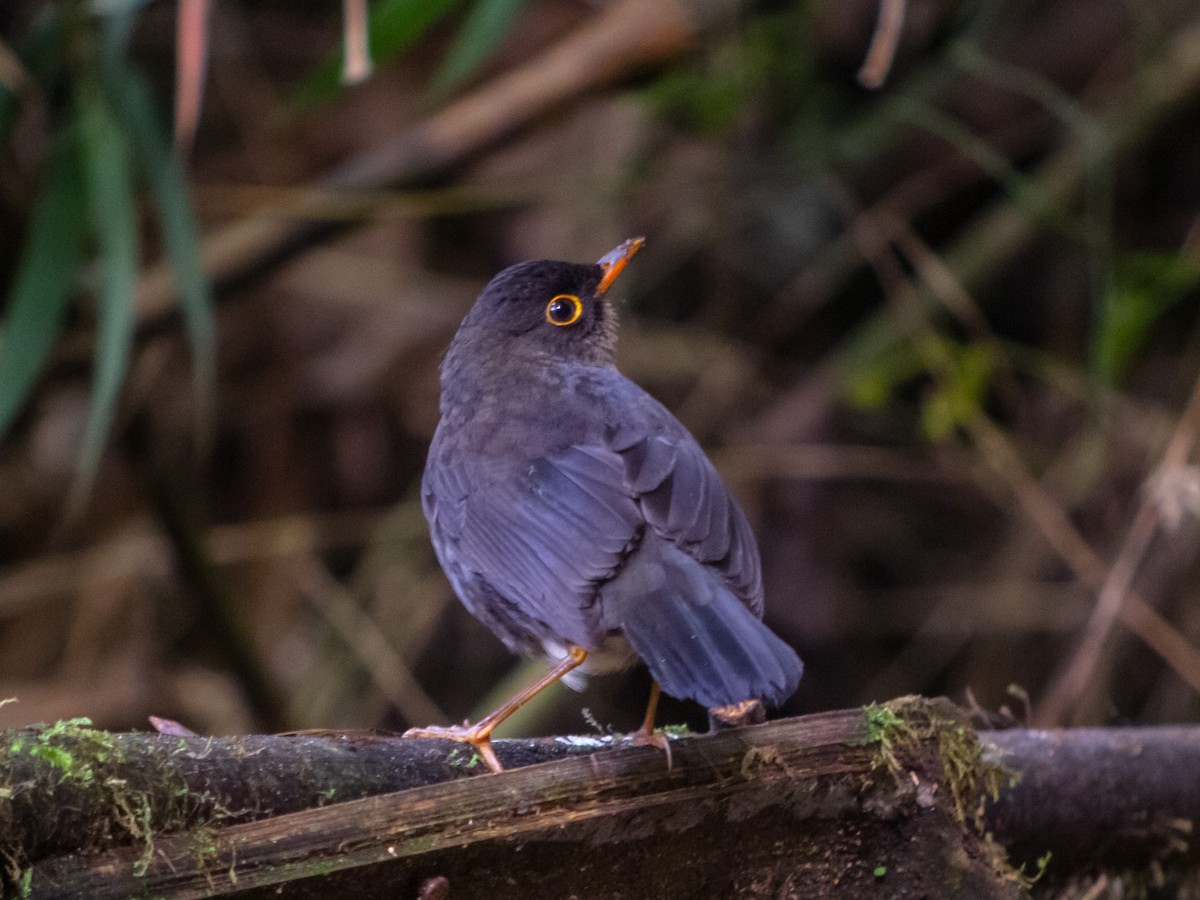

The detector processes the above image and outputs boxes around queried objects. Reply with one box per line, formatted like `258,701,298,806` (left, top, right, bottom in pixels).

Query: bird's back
424,362,802,707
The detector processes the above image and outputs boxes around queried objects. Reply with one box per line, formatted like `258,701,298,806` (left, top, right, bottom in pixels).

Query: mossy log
2,699,1199,897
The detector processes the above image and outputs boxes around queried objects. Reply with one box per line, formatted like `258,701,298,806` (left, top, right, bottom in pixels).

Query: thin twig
174,0,211,154
858,0,907,89
1036,373,1200,724
295,558,446,728
0,36,34,96
969,415,1200,702
341,0,373,85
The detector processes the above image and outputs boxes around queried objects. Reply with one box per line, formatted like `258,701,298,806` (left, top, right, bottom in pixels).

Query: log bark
2,700,1199,897
981,726,1200,872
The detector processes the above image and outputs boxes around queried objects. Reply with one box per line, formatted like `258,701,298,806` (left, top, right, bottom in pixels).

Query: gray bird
406,238,802,770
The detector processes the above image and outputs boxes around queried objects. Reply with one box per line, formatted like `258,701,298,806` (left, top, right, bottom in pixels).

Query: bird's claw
404,722,504,772
629,727,674,770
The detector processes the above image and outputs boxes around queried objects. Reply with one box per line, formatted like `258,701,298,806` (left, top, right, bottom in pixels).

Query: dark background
2,0,1200,746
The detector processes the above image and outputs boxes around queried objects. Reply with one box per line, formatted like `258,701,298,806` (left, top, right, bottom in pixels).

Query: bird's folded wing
423,397,764,639
609,419,763,615
423,443,643,643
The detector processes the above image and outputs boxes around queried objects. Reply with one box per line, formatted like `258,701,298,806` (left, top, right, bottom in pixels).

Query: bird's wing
422,440,643,647
608,407,764,615
423,377,764,645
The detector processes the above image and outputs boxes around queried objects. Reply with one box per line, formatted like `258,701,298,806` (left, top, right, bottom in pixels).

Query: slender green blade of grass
1092,252,1200,384
0,129,89,441
106,62,215,421
429,0,529,99
71,76,139,509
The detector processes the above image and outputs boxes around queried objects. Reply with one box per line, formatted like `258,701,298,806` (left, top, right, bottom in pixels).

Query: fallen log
2,698,1198,898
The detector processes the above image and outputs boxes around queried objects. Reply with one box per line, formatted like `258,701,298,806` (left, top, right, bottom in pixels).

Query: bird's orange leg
630,680,672,767
404,645,588,772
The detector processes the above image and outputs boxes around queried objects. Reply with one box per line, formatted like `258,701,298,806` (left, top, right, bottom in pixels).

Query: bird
405,238,802,771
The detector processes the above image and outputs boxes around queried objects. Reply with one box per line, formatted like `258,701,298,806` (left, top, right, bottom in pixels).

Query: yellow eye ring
545,294,584,326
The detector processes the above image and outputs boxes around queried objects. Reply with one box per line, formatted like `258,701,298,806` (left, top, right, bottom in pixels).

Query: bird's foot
629,725,673,770
403,722,504,772
708,699,765,731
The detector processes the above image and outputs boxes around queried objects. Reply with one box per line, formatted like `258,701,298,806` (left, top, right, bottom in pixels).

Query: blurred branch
173,0,211,153
341,0,372,85
192,180,544,221
849,210,1200,705
1037,374,1200,725
969,415,1200,703
0,36,34,96
136,430,285,731
857,0,906,89
936,22,1200,298
133,0,745,328
847,183,1200,705
295,557,445,727
842,21,1200,335
0,511,384,619
835,20,1200,713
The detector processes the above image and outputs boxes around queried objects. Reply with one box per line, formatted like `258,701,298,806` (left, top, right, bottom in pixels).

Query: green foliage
1033,852,1051,882
841,318,995,442
1,717,194,884
0,11,67,143
106,62,215,419
430,0,532,99
298,0,533,108
7,717,103,792
75,71,140,507
0,4,214,507
862,701,906,749
920,338,995,441
645,10,827,143
0,130,89,440
447,743,484,769
1092,251,1200,385
843,325,926,411
862,697,1013,825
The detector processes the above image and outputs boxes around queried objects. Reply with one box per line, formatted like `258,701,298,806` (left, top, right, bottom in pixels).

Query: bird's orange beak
596,237,645,294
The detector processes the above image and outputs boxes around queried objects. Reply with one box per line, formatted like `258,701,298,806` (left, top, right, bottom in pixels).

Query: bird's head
449,238,644,369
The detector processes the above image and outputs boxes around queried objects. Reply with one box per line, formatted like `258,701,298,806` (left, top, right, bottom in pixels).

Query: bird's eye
545,294,583,326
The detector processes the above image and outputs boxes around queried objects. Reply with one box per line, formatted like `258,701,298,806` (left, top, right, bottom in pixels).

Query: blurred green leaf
0,129,89,441
72,75,139,508
90,0,155,18
430,0,529,99
840,316,924,410
920,339,994,441
106,63,215,419
842,319,995,441
1092,252,1200,385
295,0,461,109
648,13,821,140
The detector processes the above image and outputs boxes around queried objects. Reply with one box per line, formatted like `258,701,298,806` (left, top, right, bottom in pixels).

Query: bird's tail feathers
611,540,802,709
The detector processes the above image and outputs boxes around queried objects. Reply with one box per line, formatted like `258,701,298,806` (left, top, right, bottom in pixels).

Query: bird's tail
606,538,802,709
